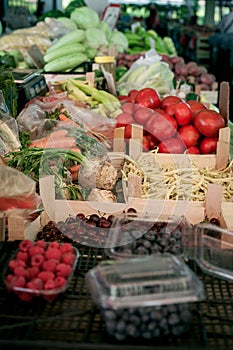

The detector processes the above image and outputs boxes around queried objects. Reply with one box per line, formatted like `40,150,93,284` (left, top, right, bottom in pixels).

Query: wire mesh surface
0,241,232,350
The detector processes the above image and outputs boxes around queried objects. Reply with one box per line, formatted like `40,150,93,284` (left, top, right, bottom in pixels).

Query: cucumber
44,43,86,63
43,53,88,72
47,29,86,53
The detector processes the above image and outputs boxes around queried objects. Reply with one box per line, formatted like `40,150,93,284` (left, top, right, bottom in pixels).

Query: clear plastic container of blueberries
194,223,233,282
105,213,193,260
86,254,205,341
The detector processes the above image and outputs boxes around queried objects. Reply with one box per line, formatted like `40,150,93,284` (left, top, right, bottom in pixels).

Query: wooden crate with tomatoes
114,82,230,161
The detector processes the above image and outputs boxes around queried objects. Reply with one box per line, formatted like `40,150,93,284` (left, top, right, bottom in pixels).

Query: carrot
69,164,80,173
69,164,80,182
29,137,76,149
50,129,69,138
69,147,81,154
59,113,71,122
29,129,69,148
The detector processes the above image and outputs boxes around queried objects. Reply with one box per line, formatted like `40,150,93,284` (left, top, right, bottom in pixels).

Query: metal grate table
0,241,232,350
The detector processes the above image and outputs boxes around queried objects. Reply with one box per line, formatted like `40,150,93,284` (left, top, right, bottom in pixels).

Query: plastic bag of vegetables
116,49,174,96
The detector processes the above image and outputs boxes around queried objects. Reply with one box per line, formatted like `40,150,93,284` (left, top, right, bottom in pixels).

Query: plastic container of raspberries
4,240,79,302
105,213,193,260
194,223,233,282
86,253,205,341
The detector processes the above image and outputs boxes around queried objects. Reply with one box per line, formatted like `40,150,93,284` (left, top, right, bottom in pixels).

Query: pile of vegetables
160,54,217,91
115,87,226,154
121,153,233,202
5,123,118,202
124,26,177,57
43,6,128,72
116,50,174,97
58,77,122,118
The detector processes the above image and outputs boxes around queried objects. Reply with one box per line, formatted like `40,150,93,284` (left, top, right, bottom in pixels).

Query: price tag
101,65,116,96
27,44,44,69
101,4,121,30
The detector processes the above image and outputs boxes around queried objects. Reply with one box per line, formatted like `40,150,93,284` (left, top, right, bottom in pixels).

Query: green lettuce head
70,6,100,29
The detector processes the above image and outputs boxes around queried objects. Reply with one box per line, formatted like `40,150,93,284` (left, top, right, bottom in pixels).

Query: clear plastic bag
0,164,37,211
0,91,21,155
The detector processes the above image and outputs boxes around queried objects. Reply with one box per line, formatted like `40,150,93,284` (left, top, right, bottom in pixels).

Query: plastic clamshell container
4,242,79,302
194,223,233,282
86,254,205,340
105,213,193,260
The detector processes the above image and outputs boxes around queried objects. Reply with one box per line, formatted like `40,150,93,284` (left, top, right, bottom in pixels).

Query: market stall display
0,3,232,349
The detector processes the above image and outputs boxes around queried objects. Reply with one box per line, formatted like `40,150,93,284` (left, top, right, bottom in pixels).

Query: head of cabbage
70,6,100,29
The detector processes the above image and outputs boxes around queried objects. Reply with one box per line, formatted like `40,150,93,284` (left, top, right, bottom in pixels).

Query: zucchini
44,43,86,63
47,29,86,53
43,53,88,72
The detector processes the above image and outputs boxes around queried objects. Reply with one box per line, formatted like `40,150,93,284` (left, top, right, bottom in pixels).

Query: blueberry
168,313,180,326
114,332,126,341
129,314,141,326
126,324,139,338
172,229,182,239
104,309,116,321
150,309,163,321
171,324,185,336
116,319,126,333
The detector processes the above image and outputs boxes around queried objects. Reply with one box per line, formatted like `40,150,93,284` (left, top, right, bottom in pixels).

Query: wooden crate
38,175,233,231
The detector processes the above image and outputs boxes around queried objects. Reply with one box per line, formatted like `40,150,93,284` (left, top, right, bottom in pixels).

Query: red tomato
199,137,218,154
121,102,135,116
158,137,185,154
127,89,139,102
165,103,178,117
160,95,182,110
154,108,167,116
118,95,128,102
186,146,200,154
194,110,225,137
143,135,150,151
178,125,200,147
135,88,160,109
188,101,207,120
137,97,158,109
143,134,158,151
124,124,132,139
145,113,177,142
134,106,154,125
116,113,134,127
173,102,192,126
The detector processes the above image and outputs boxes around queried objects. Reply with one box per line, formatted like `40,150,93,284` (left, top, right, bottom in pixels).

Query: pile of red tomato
116,87,226,154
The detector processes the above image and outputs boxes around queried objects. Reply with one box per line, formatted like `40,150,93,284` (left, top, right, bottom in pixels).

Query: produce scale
0,2,233,350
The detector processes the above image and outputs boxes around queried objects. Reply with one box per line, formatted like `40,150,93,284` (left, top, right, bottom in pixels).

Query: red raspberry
8,259,26,271
14,266,29,279
29,246,45,257
60,243,74,254
28,266,40,279
10,275,26,288
45,248,62,261
38,271,55,283
31,254,45,267
16,251,29,263
19,240,33,252
35,240,47,249
44,279,56,290
47,242,60,250
5,274,14,284
55,276,67,288
61,252,76,266
56,263,72,278
18,292,33,302
26,278,43,290
42,259,59,273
